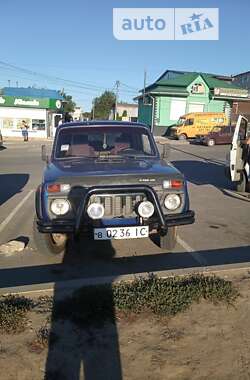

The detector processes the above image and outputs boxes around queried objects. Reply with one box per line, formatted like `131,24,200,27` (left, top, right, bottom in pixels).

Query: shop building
231,71,250,122
109,102,138,122
136,70,249,135
0,87,63,138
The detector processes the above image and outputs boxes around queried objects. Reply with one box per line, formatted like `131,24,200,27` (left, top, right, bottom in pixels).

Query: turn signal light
171,180,183,189
163,179,183,189
47,184,71,193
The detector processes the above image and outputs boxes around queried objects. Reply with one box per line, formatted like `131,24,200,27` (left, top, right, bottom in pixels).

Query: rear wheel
178,134,187,141
33,218,68,257
159,227,177,251
207,139,215,147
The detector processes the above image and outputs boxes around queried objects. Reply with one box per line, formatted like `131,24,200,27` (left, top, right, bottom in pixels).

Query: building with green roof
136,70,249,135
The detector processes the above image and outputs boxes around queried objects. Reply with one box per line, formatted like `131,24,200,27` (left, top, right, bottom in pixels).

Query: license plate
94,226,149,240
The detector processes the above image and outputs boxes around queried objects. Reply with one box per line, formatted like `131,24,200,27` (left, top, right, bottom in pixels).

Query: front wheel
178,134,187,141
236,172,247,193
33,218,68,257
159,227,177,251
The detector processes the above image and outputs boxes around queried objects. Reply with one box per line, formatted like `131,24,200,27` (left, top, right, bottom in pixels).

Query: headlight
87,203,105,220
50,199,70,215
138,201,155,218
164,194,181,211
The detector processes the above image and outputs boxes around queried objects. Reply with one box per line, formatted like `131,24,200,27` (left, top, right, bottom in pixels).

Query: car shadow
0,244,250,291
172,160,233,189
0,174,29,206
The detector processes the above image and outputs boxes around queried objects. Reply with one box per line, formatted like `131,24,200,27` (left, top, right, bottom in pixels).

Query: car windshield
177,118,185,126
212,126,222,133
55,126,157,159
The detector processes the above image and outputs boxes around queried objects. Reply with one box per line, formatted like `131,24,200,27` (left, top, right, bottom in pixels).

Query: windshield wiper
121,154,153,159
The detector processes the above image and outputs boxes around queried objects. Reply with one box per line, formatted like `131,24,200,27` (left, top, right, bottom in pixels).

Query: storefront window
32,119,45,130
16,118,31,129
2,118,15,129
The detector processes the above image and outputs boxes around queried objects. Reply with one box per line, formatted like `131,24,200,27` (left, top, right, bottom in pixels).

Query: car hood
43,157,183,186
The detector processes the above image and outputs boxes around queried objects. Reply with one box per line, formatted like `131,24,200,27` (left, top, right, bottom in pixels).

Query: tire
159,227,177,251
33,218,67,257
207,139,215,147
178,134,187,141
236,172,247,193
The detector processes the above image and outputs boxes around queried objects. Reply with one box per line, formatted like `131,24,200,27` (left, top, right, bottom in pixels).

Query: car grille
88,193,147,218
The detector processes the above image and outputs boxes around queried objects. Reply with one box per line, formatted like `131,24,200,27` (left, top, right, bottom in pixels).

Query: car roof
58,120,149,129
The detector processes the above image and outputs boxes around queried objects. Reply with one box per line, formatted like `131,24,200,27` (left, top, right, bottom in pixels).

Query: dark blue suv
33,121,194,256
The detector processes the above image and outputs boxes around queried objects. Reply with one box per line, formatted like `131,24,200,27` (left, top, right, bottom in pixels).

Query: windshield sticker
61,144,69,151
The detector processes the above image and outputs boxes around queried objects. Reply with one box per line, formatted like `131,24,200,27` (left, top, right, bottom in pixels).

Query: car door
229,116,248,182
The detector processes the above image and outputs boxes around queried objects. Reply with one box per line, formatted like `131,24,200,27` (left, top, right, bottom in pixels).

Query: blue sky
0,0,249,110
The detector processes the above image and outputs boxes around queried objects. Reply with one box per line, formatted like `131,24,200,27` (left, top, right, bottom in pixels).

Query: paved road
0,140,249,292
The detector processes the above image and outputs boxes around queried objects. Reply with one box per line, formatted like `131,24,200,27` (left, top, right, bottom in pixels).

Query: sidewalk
154,136,188,145
3,136,53,142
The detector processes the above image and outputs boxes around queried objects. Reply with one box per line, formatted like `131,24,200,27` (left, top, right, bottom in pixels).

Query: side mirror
41,145,49,163
160,143,170,160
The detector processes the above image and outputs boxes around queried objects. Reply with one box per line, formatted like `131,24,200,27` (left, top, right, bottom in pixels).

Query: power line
0,60,139,95
0,61,110,92
120,81,139,91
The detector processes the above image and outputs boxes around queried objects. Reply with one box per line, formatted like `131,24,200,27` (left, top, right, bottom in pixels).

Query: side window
185,118,194,126
239,119,248,140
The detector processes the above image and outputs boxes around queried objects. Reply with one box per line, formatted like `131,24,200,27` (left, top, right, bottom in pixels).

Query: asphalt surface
0,140,249,292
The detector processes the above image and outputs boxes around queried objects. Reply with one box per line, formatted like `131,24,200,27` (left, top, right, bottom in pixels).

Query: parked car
33,121,195,256
0,130,3,147
195,125,235,146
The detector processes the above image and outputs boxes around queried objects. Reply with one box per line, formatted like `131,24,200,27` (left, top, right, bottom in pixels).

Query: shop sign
0,95,63,109
214,87,249,98
14,98,39,107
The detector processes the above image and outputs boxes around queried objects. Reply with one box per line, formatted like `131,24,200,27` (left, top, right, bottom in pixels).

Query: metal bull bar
75,185,167,233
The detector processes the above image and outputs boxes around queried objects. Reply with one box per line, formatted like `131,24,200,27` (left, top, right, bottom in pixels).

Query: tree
91,91,116,120
82,112,91,120
63,94,76,113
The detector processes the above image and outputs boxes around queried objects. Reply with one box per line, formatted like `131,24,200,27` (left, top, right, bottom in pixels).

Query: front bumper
37,184,195,234
37,210,195,233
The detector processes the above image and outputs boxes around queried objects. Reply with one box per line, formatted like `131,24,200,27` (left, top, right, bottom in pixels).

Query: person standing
21,120,29,142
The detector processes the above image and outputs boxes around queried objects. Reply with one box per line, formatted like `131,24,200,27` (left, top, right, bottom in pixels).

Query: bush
54,274,239,327
0,295,33,333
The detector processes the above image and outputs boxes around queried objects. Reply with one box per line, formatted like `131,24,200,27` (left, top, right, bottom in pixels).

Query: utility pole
92,99,95,120
114,80,120,120
143,69,147,104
